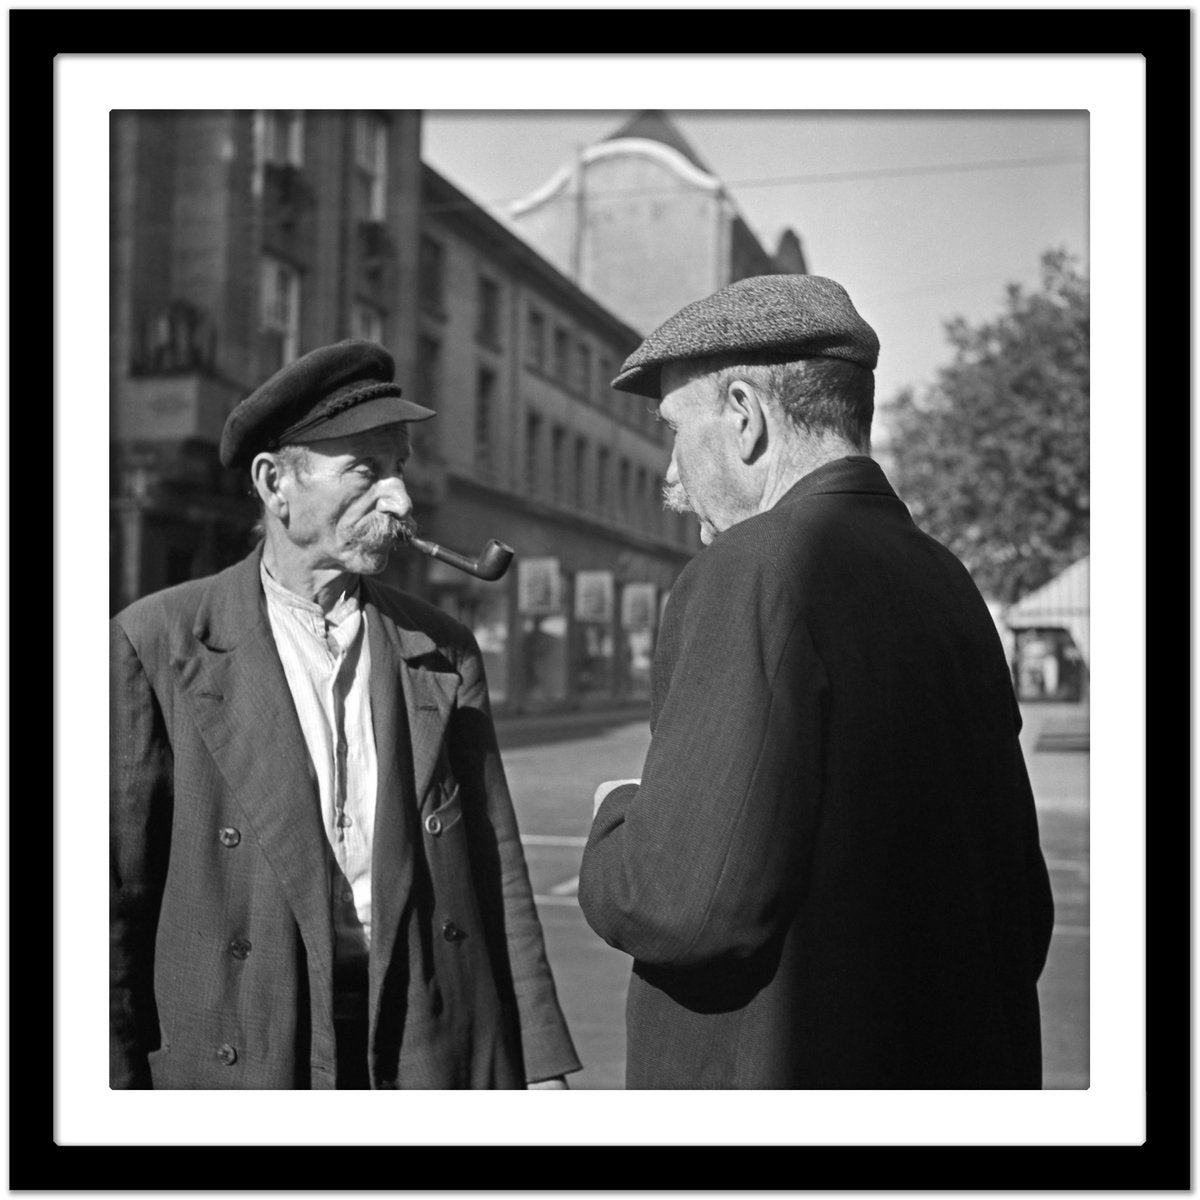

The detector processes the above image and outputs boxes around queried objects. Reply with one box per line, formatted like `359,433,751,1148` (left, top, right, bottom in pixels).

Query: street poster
517,556,562,615
574,570,614,623
621,582,657,630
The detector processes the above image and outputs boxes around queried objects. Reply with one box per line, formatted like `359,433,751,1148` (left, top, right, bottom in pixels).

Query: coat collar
778,455,900,506
191,544,442,664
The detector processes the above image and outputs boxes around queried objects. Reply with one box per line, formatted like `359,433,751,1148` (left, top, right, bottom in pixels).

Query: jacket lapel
174,548,336,1028
362,584,458,1030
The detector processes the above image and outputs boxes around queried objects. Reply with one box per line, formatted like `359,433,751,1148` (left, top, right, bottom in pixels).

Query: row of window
257,110,389,223
522,409,686,543
412,338,683,541
418,237,504,346
416,236,664,444
260,254,385,374
526,308,667,443
524,308,611,404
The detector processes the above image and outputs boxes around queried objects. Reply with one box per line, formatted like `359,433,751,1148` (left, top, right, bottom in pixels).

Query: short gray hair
250,444,315,541
692,352,874,451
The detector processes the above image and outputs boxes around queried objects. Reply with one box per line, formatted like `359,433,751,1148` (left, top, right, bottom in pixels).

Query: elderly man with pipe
578,276,1054,1089
110,340,579,1090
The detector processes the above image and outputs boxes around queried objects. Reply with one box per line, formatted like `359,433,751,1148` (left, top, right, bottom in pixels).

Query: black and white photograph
26,19,1181,1184
107,105,1089,1094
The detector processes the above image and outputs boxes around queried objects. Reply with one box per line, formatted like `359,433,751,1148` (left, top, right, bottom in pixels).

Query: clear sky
423,110,1088,420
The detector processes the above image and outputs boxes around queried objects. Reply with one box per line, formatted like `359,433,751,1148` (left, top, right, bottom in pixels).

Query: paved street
498,701,1089,1090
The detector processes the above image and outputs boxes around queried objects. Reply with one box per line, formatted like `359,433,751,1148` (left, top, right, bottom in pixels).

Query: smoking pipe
405,534,515,582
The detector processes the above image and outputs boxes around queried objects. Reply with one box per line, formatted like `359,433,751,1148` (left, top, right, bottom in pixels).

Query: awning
1004,557,1090,668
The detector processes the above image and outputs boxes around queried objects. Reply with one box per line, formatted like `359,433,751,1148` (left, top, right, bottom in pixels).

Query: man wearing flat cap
578,276,1054,1088
111,340,579,1089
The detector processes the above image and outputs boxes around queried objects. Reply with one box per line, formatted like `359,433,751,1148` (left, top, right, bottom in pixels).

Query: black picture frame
19,6,1186,1191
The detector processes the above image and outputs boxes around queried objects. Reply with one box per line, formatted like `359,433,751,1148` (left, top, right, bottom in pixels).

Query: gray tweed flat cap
220,339,434,469
612,274,879,400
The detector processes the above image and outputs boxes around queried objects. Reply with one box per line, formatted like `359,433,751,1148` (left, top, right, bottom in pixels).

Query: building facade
110,109,425,613
110,111,701,713
508,111,808,335
415,165,701,712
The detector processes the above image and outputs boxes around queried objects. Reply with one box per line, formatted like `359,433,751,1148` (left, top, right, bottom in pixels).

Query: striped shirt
261,564,378,970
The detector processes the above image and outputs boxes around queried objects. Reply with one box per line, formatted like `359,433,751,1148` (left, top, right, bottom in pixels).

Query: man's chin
347,546,392,575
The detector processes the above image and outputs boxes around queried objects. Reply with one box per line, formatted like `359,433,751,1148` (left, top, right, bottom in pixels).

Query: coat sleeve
578,549,829,968
449,632,582,1085
110,621,174,1088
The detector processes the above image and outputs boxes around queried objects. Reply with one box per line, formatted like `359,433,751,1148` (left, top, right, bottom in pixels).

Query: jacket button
218,827,241,848
216,1043,238,1066
425,814,442,836
229,937,252,960
441,919,465,942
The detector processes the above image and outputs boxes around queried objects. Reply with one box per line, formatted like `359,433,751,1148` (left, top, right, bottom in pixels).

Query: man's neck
758,436,865,515
262,539,358,614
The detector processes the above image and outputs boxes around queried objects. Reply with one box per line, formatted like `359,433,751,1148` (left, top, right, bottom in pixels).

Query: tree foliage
886,249,1089,605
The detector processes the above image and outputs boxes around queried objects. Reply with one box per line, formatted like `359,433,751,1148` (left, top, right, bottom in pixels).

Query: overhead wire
120,152,1088,232
422,153,1088,215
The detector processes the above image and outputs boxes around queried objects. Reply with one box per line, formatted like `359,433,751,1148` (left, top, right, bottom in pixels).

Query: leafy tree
885,249,1089,605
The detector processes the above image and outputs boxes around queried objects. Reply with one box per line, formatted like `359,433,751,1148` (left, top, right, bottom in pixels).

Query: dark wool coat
111,546,580,1089
578,457,1054,1089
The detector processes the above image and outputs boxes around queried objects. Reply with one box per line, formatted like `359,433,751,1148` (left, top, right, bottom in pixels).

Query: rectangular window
476,367,495,469
419,236,444,313
260,256,301,373
413,336,441,460
553,327,570,380
596,355,612,405
525,412,543,494
577,341,592,396
351,303,384,344
526,309,545,370
259,110,305,167
574,437,587,508
636,467,648,528
417,336,441,408
477,276,502,347
618,459,631,518
597,447,610,513
551,426,566,502
353,113,388,221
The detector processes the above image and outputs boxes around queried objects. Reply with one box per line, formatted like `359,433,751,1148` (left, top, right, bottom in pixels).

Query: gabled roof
1007,557,1089,622
1005,556,1089,666
604,110,712,174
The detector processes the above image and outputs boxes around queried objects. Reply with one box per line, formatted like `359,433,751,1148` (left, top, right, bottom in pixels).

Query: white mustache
354,513,418,548
662,482,693,514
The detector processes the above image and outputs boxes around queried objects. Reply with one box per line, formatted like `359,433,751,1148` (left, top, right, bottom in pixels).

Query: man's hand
593,779,641,816
528,1076,569,1089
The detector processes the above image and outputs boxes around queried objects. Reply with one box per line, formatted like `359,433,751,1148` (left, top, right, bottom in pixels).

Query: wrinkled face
658,362,745,545
278,424,415,576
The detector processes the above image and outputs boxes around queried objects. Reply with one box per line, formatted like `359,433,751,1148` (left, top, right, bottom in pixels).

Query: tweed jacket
578,457,1054,1088
111,545,580,1089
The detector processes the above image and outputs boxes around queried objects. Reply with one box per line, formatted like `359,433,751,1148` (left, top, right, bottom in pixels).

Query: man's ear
723,379,767,464
250,452,289,520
